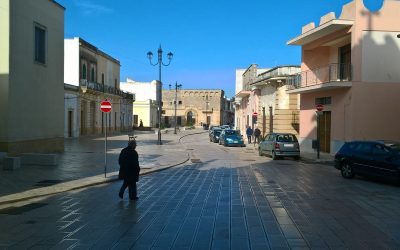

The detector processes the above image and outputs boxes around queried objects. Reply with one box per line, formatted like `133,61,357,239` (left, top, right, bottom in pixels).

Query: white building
120,78,157,127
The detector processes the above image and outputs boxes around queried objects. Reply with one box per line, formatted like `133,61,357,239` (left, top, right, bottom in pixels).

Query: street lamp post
169,81,182,134
147,45,173,145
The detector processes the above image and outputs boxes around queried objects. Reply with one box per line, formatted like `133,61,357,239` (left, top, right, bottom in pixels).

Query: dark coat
246,127,253,136
118,147,140,182
254,128,261,137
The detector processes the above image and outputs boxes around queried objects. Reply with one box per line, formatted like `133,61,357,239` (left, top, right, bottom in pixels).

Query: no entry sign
316,104,324,111
100,100,112,113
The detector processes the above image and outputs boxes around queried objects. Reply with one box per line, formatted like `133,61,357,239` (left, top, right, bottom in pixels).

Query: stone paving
0,132,399,249
0,129,199,205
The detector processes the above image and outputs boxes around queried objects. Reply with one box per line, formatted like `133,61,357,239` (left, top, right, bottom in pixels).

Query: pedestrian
254,127,261,144
246,126,253,144
118,140,140,200
139,119,143,127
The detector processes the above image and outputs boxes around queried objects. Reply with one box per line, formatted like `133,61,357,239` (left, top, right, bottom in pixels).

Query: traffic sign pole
100,100,112,178
105,113,107,178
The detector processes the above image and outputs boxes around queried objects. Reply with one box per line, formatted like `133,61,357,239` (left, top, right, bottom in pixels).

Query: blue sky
57,0,384,98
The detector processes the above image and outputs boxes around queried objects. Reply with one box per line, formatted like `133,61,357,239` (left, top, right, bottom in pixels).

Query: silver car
258,133,300,160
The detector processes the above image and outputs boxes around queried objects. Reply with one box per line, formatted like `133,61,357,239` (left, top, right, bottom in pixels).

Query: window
372,144,391,156
101,73,105,84
91,67,95,82
82,64,87,79
114,78,117,88
34,24,46,64
178,101,182,105
315,97,332,105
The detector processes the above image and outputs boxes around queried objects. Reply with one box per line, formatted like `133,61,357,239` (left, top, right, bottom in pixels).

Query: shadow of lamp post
147,45,173,145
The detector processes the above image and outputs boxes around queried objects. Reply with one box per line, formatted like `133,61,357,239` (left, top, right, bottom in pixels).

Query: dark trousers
247,135,252,144
119,180,137,199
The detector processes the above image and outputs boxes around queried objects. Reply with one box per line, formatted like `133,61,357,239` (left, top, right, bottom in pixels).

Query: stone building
0,0,65,154
162,89,225,127
64,37,134,137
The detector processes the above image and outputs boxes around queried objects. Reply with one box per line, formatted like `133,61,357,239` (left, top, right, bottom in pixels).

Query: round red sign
100,100,112,113
316,104,324,111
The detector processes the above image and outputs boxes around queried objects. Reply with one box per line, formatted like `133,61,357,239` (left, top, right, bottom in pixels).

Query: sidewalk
0,128,204,206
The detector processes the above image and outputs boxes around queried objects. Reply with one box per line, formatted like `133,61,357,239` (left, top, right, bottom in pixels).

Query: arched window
82,64,87,79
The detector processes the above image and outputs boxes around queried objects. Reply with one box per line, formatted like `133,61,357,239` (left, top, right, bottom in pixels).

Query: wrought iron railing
84,80,134,100
287,63,352,89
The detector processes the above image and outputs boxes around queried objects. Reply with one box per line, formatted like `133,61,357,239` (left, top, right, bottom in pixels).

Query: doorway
68,111,73,137
339,44,351,81
318,111,331,153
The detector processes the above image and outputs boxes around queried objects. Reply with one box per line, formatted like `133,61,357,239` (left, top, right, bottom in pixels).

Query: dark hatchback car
209,128,222,143
334,141,400,181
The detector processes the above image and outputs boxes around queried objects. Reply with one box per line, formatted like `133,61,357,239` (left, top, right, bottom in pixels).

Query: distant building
235,65,301,137
0,0,65,154
64,37,134,137
162,89,225,127
120,78,158,128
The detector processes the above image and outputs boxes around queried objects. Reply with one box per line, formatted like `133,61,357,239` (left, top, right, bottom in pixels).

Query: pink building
287,0,400,154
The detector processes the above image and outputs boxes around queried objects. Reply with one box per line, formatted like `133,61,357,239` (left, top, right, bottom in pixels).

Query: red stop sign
316,104,324,111
100,100,112,113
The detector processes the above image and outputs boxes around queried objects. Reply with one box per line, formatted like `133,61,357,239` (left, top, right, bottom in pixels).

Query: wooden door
318,111,331,153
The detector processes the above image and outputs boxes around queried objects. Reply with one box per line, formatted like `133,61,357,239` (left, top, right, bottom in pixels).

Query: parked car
209,128,222,143
334,141,400,181
258,133,300,160
219,129,245,147
220,125,231,130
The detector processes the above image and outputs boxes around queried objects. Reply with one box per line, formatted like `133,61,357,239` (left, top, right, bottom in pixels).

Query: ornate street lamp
169,81,182,134
147,45,173,145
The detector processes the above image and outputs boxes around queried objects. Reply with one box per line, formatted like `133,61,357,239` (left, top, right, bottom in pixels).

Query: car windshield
276,134,298,143
225,130,240,136
388,144,400,153
214,131,221,135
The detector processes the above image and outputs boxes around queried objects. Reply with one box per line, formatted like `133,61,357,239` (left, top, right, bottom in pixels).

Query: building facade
162,89,225,127
120,78,158,128
64,37,134,138
287,0,400,154
235,65,301,137
234,65,269,136
0,0,65,154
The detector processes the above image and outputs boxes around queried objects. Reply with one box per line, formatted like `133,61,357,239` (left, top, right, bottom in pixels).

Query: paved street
1,132,400,249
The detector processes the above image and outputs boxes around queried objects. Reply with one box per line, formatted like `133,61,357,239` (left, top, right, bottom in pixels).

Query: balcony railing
249,66,301,87
287,63,352,89
84,80,134,100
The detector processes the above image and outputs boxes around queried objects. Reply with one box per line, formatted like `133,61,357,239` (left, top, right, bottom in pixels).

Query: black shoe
118,192,123,199
130,196,139,201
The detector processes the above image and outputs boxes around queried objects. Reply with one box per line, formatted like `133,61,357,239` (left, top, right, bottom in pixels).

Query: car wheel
294,156,300,161
258,147,263,156
272,151,278,160
341,162,354,179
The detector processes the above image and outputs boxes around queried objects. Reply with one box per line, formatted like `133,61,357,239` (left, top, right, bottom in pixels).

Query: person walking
246,126,253,144
254,127,261,144
118,140,140,200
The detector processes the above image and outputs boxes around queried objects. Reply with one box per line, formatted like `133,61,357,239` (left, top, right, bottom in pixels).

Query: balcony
287,63,352,94
252,66,301,85
82,80,134,100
